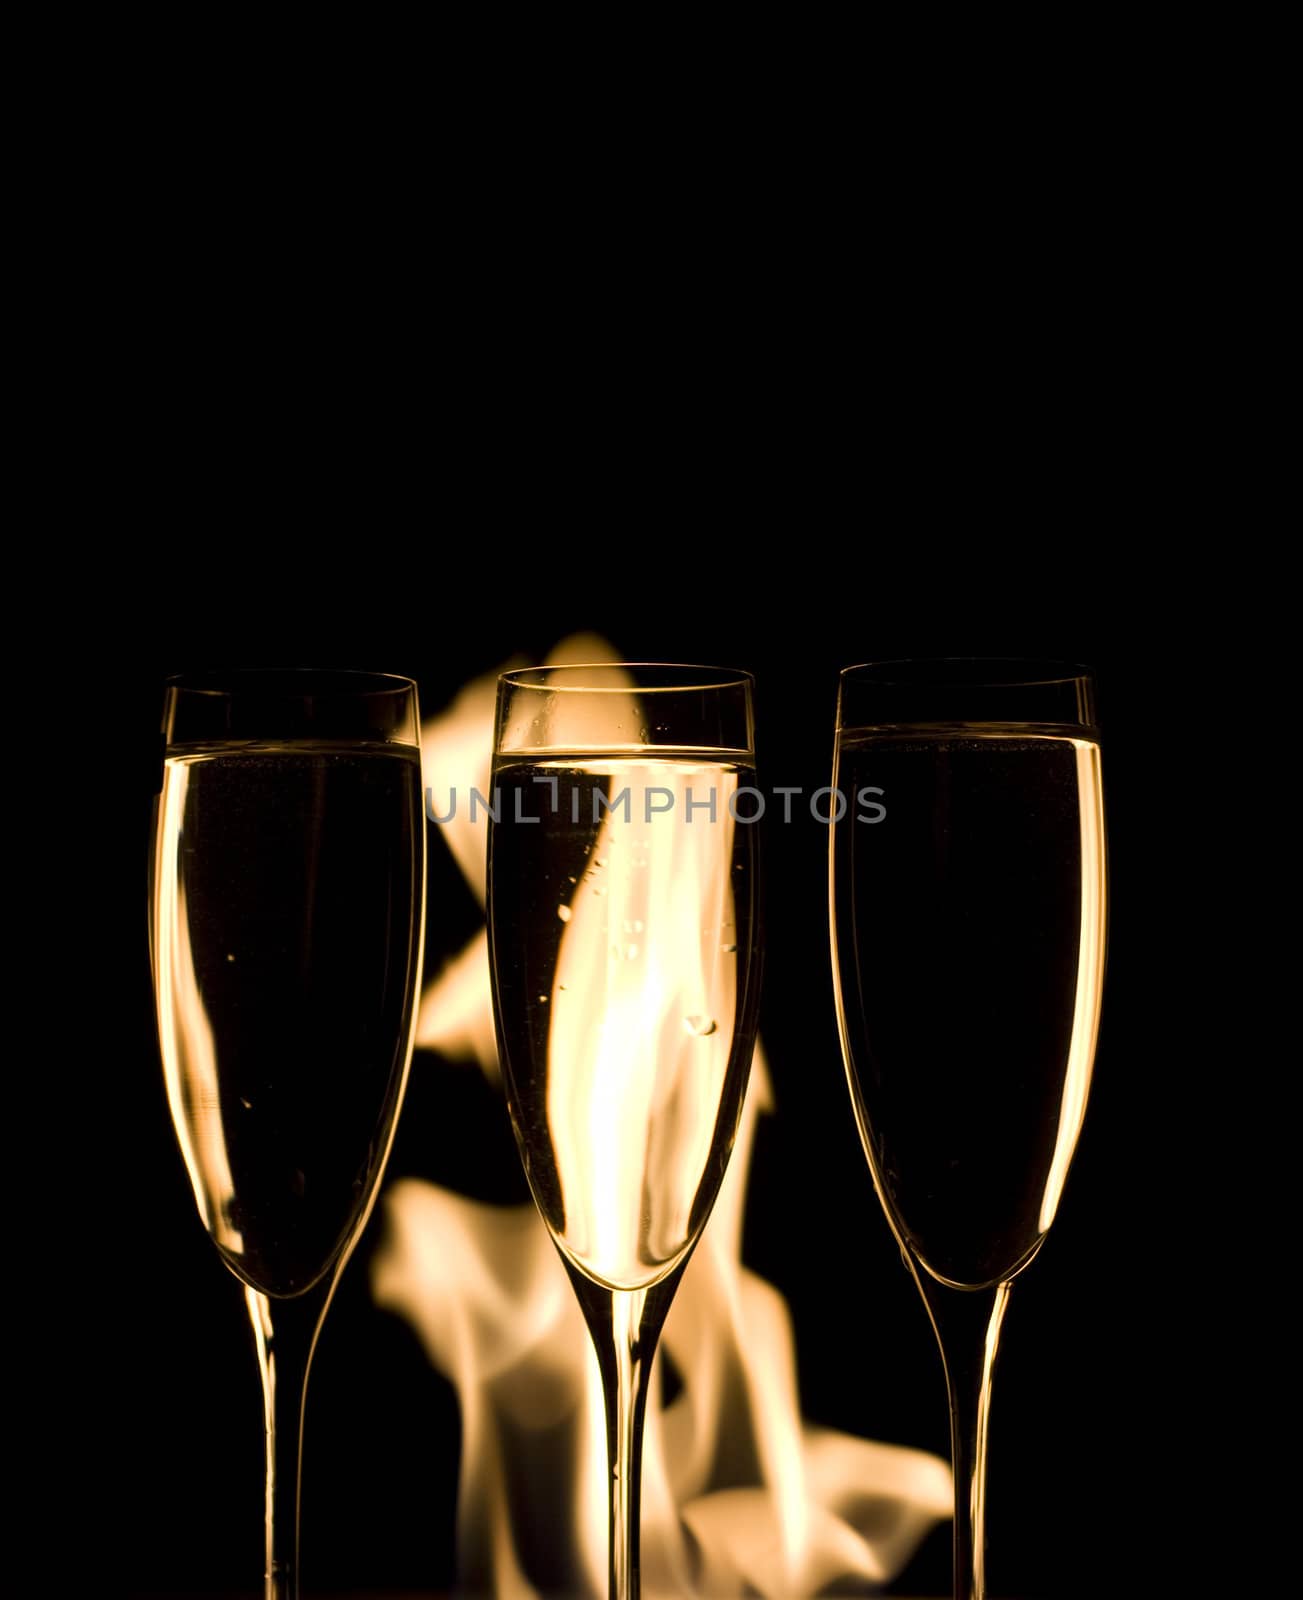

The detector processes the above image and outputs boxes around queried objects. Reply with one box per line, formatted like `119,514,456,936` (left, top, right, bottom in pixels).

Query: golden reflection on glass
153,760,243,1254
1038,740,1107,1234
544,763,742,1289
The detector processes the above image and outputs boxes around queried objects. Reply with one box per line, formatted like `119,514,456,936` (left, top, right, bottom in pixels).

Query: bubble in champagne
684,1015,717,1037
557,905,572,923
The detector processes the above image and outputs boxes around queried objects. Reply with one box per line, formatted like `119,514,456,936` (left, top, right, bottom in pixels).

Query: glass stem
246,1280,332,1600
917,1274,1011,1600
569,1263,681,1600
609,1286,649,1600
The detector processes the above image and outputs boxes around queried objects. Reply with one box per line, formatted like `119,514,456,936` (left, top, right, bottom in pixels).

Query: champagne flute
486,664,763,1599
149,669,426,1599
829,659,1106,1600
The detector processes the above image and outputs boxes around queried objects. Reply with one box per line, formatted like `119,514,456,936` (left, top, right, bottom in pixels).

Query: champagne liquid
151,741,424,1297
832,728,1106,1288
488,755,761,1292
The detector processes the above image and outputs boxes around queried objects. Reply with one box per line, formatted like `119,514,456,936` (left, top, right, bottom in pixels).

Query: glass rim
499,663,755,694
163,668,418,698
839,657,1096,688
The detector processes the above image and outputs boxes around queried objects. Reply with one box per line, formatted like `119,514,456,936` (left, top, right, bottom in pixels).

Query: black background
72,544,1244,1600
25,61,1285,1592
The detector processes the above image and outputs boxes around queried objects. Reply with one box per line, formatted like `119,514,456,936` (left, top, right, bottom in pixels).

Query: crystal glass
830,659,1107,1599
486,663,764,1599
149,668,426,1598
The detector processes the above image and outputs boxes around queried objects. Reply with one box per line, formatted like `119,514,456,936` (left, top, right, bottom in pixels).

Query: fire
542,758,745,1289
372,641,951,1596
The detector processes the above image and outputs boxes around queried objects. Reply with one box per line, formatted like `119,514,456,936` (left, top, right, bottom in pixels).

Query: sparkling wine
151,741,424,1297
488,754,761,1292
832,727,1106,1288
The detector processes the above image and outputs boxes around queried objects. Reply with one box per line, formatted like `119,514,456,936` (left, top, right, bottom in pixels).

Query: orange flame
372,640,951,1596
544,758,744,1290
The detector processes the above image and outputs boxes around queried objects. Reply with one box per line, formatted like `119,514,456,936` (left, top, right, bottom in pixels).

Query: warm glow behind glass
376,641,953,1599
503,759,750,1290
486,662,764,1600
